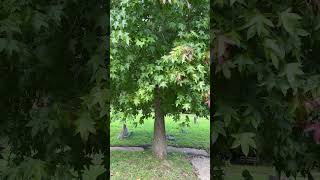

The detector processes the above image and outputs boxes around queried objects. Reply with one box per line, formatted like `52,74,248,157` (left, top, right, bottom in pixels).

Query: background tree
111,0,210,159
212,0,320,178
0,0,108,179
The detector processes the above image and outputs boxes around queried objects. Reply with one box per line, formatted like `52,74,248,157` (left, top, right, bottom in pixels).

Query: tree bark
153,86,167,160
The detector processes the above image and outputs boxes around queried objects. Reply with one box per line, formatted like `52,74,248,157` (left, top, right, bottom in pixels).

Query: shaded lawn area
110,115,210,151
224,164,320,180
110,150,198,180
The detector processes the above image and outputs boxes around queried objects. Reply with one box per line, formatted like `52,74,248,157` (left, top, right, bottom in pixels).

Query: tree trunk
153,86,167,160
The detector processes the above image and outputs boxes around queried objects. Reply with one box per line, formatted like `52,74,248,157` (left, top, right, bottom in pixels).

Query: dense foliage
111,0,210,159
111,0,210,117
0,0,108,179
212,0,320,178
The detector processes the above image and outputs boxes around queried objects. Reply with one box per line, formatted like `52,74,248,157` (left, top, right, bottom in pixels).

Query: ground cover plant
212,0,320,179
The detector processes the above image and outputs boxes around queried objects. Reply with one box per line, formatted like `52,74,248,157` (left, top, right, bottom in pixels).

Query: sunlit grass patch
110,114,210,151
110,150,197,180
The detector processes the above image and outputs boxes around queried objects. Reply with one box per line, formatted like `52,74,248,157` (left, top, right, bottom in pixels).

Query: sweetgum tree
0,0,108,179
111,0,210,159
212,0,320,178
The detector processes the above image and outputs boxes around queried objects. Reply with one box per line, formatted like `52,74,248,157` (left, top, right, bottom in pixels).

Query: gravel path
110,146,144,151
167,146,209,157
190,156,210,180
110,146,210,180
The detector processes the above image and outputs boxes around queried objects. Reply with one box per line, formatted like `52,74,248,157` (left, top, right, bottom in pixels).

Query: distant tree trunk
153,86,167,160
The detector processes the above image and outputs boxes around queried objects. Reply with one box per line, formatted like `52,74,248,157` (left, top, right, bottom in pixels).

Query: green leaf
246,26,255,40
222,65,231,78
279,9,302,35
297,29,309,36
154,75,164,83
89,152,104,165
182,103,191,111
32,12,48,32
242,13,274,39
278,79,290,96
186,66,195,73
216,34,235,57
135,39,145,47
221,61,235,79
0,38,21,55
91,87,108,108
133,97,140,105
231,132,256,156
264,39,285,58
213,121,226,137
82,164,106,180
315,21,320,31
270,52,279,69
0,38,7,52
20,158,47,180
159,81,167,88
233,55,253,72
0,19,21,34
230,0,246,6
215,105,239,126
75,112,96,142
0,155,8,173
230,0,237,6
48,5,64,24
281,63,304,86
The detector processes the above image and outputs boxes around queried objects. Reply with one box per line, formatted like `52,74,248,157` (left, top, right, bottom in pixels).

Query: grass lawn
110,114,210,151
110,150,198,180
224,164,320,180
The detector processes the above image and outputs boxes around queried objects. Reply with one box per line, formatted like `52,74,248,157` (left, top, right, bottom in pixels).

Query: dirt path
110,146,210,180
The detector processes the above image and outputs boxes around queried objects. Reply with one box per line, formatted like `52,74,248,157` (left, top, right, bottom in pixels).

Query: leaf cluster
0,0,108,179
212,0,320,178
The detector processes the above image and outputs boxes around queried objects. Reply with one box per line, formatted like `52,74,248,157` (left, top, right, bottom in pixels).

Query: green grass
110,114,210,151
110,150,198,180
224,164,320,180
